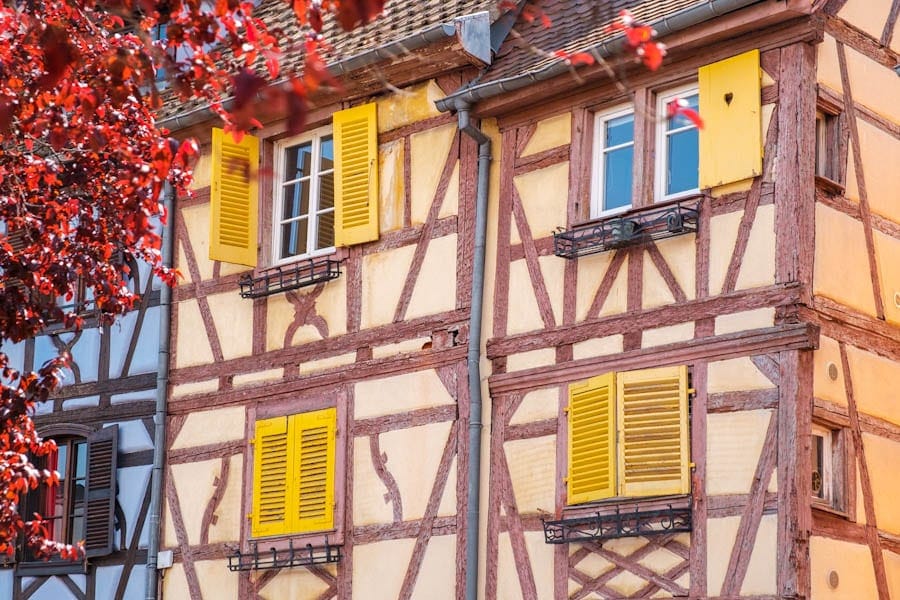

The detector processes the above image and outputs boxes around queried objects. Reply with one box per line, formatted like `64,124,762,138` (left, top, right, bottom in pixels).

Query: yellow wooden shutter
252,416,291,537
617,366,690,497
333,103,379,247
291,407,336,533
698,49,762,189
567,373,617,504
210,128,259,266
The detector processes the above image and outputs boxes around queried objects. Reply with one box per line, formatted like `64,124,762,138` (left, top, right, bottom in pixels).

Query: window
656,86,700,201
18,425,118,569
252,408,336,538
815,110,840,182
812,423,847,513
567,365,690,504
591,106,634,216
274,128,336,263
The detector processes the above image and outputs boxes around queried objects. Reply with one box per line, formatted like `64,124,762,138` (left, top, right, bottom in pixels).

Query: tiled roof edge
435,0,763,112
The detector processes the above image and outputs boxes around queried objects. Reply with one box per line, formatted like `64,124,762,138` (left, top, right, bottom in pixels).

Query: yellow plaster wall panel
894,20,900,54
652,234,696,302
196,560,239,598
707,516,741,594
813,336,847,407
163,499,177,547
520,113,572,157
376,81,444,133
845,145,861,203
848,345,900,425
509,387,559,426
817,35,842,97
497,532,556,600
507,259,545,335
170,459,220,545
191,150,212,190
352,437,395,526
606,569,651,597
172,378,219,399
734,203,776,291
378,421,456,520
708,210,742,295
372,336,432,359
180,203,216,281
513,162,569,244
355,369,454,420
706,410,773,495
233,367,283,388
440,163,460,220
361,243,415,329
740,514,777,595
504,436,556,513
266,276,348,352
714,307,775,336
843,39,900,123
206,454,243,544
410,124,457,225
603,535,649,557
815,204,879,316
379,139,405,233
541,254,566,326
641,322,694,348
857,469,867,525
506,348,557,373
636,545,684,574
437,455,458,518
838,0,893,40
857,118,900,222
206,291,254,360
296,351,356,375
175,299,215,368
874,230,900,325
352,538,414,599
160,564,189,600
641,252,676,309
863,432,900,533
810,536,878,599
171,406,246,449
884,547,900,599
708,357,776,393
573,334,624,361
410,534,457,599
577,252,628,320
406,234,459,321
257,565,332,599
571,548,614,578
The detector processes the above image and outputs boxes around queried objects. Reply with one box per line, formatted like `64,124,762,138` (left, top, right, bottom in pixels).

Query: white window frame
272,125,335,265
655,84,700,202
811,423,834,506
591,104,635,218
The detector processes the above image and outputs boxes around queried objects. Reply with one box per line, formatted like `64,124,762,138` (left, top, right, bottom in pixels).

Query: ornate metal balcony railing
227,539,342,571
543,502,691,544
239,256,342,299
553,199,700,259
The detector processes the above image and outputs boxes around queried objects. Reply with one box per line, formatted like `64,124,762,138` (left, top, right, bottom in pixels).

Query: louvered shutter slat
567,374,616,504
292,408,336,533
252,417,291,537
333,104,379,245
84,425,118,558
210,128,258,267
617,366,690,497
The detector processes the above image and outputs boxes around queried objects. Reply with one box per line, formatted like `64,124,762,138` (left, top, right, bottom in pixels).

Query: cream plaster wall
505,435,557,514
815,203,879,316
862,432,900,534
507,258,545,335
206,291,254,360
706,410,773,495
376,81,444,133
736,204,776,291
707,514,776,595
810,536,878,599
856,118,900,223
361,243,415,329
847,344,900,426
178,203,215,282
410,124,457,225
506,348,557,373
296,351,356,375
572,334,624,361
875,229,900,327
352,538,414,598
410,534,458,599
258,565,336,599
641,322,694,348
648,234,697,304
405,234,459,321
714,307,774,335
883,548,900,600
169,459,221,545
509,387,560,425
708,209,741,295
837,0,894,41
512,162,569,244
813,336,847,407
576,248,628,321
354,370,454,419
379,139,405,232
707,357,775,393
172,378,218,398
352,437,395,526
207,454,244,544
266,274,348,351
372,336,431,359
496,531,555,600
233,367,283,387
175,299,215,368
520,113,572,157
171,406,246,449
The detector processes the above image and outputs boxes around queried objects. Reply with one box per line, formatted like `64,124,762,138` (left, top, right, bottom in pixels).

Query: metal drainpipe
146,183,175,600
457,103,490,600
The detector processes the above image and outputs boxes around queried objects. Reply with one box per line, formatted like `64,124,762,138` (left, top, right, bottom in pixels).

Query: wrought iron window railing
553,199,700,259
227,538,342,572
239,256,342,299
543,502,691,544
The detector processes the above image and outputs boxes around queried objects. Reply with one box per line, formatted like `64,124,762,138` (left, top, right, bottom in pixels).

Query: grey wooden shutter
84,424,118,558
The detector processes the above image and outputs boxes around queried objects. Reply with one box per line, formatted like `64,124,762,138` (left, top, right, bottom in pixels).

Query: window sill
544,494,692,544
814,175,845,196
812,501,850,521
15,557,86,576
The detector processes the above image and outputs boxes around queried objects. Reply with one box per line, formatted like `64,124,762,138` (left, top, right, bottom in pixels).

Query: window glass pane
316,210,335,250
281,182,310,221
284,142,313,182
281,219,308,258
603,146,633,211
667,94,699,130
70,511,84,545
320,136,334,171
667,129,699,195
74,441,87,480
605,114,634,147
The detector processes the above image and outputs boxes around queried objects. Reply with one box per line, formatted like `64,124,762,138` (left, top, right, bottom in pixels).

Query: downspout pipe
145,184,175,600
456,102,490,600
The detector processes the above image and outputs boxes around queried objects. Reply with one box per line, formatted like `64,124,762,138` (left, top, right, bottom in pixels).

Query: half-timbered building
159,0,900,598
